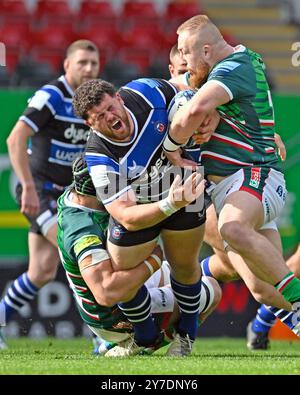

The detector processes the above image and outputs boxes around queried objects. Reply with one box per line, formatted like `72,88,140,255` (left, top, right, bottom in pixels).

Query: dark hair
66,39,99,58
73,79,116,120
72,154,96,197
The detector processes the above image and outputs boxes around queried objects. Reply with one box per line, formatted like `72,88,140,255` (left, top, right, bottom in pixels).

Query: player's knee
219,221,250,249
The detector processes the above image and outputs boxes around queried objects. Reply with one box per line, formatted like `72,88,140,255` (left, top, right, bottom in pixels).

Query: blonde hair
177,15,223,44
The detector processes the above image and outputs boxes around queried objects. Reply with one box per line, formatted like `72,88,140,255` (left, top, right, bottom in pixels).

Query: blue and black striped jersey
85,78,181,205
20,75,90,186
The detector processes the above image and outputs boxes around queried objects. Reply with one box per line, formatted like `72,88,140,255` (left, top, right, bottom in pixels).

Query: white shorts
210,167,286,225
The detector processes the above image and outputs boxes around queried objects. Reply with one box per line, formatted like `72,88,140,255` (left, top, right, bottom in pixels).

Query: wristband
163,133,182,152
158,197,179,216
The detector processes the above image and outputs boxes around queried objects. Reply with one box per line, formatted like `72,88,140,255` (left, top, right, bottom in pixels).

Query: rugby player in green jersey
164,15,300,334
168,45,292,316
57,155,221,356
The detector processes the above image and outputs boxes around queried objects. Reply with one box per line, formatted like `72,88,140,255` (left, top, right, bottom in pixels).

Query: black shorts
15,178,66,235
108,205,206,247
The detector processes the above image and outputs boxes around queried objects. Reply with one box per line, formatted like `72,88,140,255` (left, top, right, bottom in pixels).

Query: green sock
275,272,300,303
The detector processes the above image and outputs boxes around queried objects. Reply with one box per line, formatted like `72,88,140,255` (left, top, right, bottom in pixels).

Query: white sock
149,286,175,313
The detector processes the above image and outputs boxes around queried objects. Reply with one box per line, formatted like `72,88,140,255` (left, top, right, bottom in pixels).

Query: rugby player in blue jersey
73,77,211,356
57,155,221,357
0,40,100,348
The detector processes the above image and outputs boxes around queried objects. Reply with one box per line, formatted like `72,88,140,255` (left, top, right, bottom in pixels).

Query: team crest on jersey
111,226,124,240
249,167,261,189
154,121,166,134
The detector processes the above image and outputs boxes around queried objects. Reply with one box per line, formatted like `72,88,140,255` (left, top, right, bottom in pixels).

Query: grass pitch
0,337,299,375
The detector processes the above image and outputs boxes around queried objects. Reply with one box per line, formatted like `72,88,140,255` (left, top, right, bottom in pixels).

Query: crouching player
57,155,221,356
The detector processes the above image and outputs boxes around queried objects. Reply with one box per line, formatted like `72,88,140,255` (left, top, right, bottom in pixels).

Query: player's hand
192,130,212,144
168,173,205,210
192,110,220,144
164,148,198,170
21,184,40,216
274,133,286,161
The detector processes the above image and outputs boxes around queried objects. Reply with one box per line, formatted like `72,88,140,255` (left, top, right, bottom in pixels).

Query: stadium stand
202,0,300,92
0,0,296,91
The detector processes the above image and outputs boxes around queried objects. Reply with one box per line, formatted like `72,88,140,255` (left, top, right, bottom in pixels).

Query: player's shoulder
85,130,105,153
213,46,258,74
123,77,177,93
38,75,72,103
59,194,99,247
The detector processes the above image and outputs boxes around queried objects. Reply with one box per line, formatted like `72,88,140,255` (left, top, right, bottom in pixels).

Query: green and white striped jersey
57,189,128,330
200,46,282,176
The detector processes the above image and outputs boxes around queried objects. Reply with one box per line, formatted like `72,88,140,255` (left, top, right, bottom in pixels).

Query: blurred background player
0,40,100,349
168,44,188,79
57,155,221,356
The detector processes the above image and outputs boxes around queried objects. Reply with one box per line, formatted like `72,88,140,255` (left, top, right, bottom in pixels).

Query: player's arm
168,81,230,145
79,247,163,307
6,121,39,216
103,173,204,231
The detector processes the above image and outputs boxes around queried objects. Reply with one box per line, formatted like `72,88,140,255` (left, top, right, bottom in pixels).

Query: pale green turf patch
0,338,299,375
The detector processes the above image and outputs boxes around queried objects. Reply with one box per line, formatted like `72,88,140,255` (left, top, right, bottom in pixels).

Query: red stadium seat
5,52,20,73
33,0,74,27
0,23,30,51
121,1,159,28
80,25,123,53
122,1,158,18
0,0,30,23
34,0,73,17
30,25,77,51
31,49,64,73
122,25,164,52
78,1,118,24
164,1,203,26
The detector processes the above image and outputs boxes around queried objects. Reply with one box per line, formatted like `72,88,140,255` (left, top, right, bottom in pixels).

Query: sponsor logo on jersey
50,140,85,166
74,235,102,256
249,167,261,189
276,185,284,198
64,124,90,143
264,197,271,222
159,289,166,307
128,160,145,178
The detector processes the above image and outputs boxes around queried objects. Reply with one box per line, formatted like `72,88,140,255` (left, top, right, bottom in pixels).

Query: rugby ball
167,89,196,122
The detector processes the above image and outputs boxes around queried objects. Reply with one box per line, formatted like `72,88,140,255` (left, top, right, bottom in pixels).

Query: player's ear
116,92,124,104
64,58,70,73
203,44,212,60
